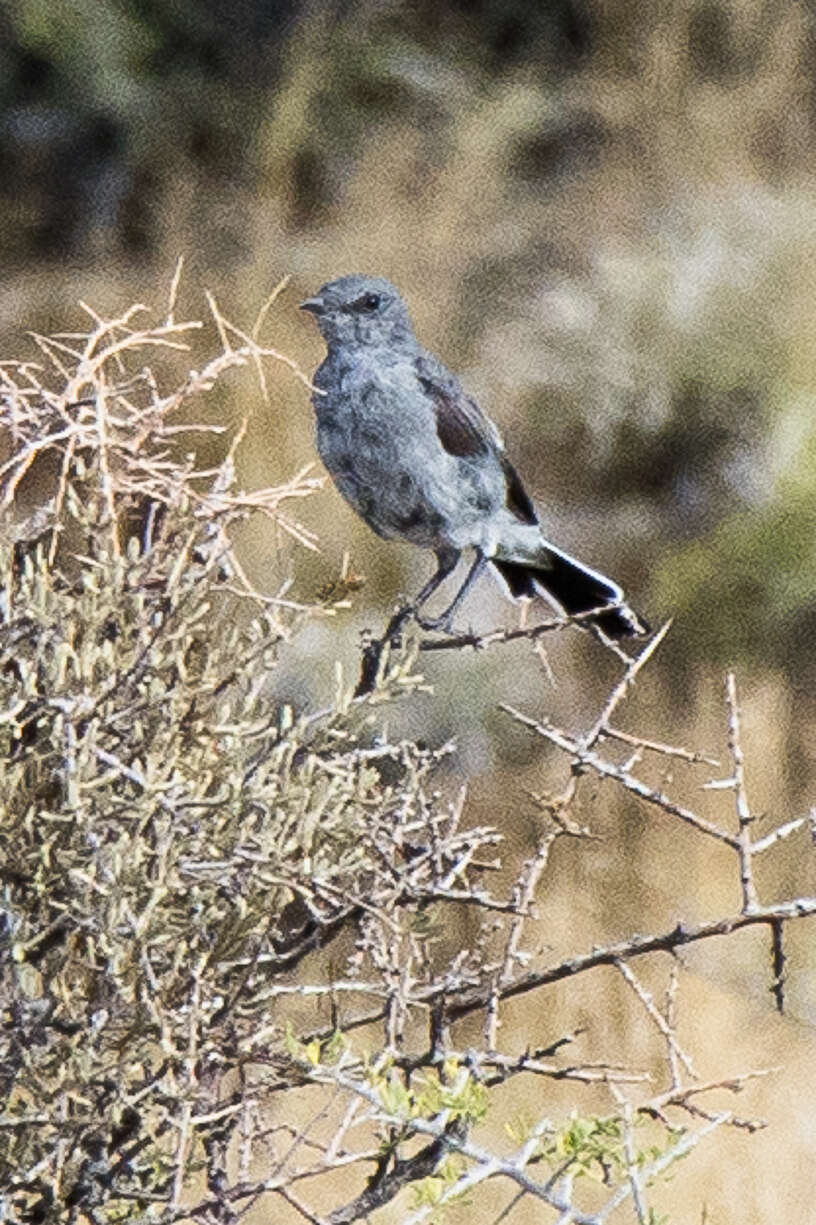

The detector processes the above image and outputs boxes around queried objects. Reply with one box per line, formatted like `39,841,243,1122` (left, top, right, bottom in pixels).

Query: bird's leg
416,551,486,634
355,549,460,696
412,547,461,610
381,548,460,640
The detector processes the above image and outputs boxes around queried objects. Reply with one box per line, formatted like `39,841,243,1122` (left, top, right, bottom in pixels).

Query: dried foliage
1,279,815,1225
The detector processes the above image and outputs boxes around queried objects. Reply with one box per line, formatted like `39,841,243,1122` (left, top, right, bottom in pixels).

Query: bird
300,274,647,640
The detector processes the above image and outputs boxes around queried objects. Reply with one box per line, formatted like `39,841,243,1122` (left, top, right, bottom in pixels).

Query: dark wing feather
415,354,539,525
499,455,538,525
415,354,498,459
415,355,539,527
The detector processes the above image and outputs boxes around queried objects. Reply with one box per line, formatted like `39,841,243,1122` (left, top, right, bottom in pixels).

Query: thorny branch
1,279,814,1225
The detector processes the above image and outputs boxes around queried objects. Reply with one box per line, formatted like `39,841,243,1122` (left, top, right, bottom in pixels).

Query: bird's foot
415,610,457,635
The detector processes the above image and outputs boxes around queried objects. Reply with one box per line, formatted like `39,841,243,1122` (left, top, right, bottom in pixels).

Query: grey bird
300,275,647,640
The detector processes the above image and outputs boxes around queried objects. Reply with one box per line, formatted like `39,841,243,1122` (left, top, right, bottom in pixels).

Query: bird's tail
492,542,648,640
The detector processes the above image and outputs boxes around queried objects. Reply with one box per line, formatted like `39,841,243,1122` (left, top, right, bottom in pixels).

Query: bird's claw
415,611,456,636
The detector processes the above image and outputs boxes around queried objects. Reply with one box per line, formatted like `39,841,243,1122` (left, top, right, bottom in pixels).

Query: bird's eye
355,292,382,313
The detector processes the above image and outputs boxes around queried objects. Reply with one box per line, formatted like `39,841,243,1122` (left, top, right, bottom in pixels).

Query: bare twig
501,703,738,846
725,672,759,913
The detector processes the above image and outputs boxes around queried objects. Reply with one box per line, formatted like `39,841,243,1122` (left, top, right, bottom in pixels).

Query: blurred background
3,1,816,1219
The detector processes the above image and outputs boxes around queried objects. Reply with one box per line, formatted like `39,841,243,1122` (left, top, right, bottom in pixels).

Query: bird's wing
414,352,500,457
414,353,538,526
499,453,538,526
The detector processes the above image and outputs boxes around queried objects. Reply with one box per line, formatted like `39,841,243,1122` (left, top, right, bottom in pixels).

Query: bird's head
299,275,413,348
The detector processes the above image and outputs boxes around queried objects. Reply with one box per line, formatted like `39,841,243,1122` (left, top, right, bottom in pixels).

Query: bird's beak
299,296,326,316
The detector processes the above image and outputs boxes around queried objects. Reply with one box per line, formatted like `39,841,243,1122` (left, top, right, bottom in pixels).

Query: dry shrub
1,276,814,1225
